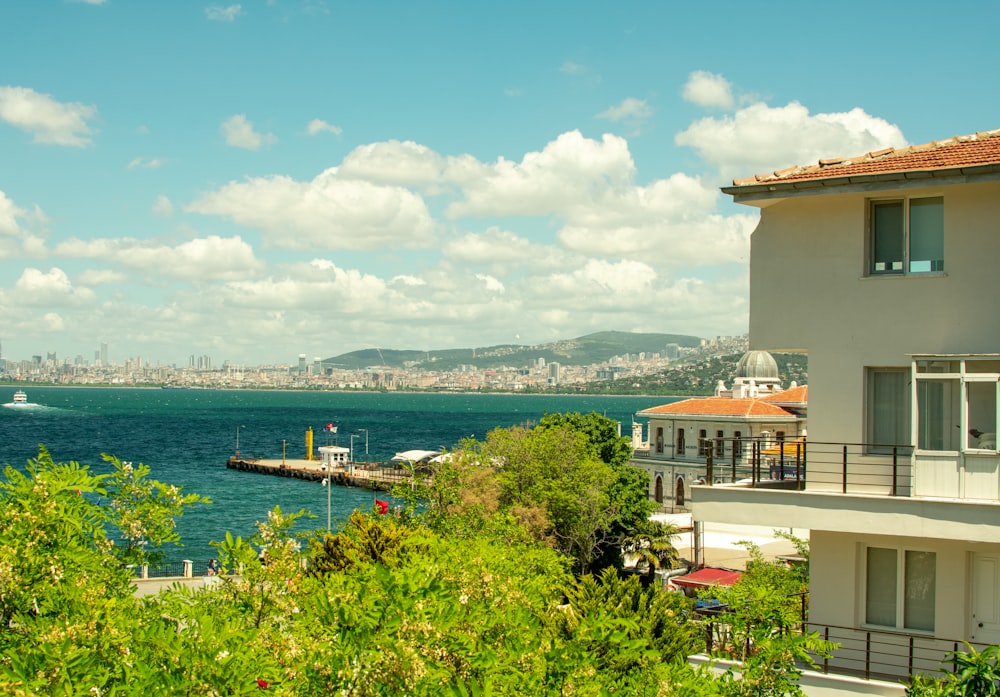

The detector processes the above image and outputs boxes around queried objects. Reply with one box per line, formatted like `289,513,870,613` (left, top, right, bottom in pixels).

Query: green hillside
323,331,702,370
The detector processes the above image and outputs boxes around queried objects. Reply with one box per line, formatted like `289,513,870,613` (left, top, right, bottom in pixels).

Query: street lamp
235,424,245,458
320,463,331,531
357,428,369,461
349,434,360,473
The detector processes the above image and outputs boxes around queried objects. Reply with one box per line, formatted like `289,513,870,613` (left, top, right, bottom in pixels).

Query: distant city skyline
1,2,997,365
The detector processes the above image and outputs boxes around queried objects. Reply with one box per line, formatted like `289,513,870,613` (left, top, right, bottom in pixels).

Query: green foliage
308,509,421,574
101,452,211,568
907,643,1000,696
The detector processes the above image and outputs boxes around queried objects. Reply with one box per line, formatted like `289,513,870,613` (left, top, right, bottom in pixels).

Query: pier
225,456,410,491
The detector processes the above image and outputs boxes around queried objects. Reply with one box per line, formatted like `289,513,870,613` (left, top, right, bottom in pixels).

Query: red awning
671,567,743,589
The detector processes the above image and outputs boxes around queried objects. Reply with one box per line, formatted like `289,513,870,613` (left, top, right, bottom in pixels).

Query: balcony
691,439,1000,543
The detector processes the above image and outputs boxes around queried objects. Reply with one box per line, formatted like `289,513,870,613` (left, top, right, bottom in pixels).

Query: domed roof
735,350,779,379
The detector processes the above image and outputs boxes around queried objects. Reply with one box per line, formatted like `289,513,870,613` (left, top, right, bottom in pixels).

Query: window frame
865,367,912,455
867,196,944,277
912,357,1000,455
862,544,937,633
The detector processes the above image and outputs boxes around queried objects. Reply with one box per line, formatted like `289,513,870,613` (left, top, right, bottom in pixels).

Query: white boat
12,390,27,405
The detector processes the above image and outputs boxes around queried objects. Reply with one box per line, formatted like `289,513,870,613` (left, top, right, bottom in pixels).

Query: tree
538,411,656,571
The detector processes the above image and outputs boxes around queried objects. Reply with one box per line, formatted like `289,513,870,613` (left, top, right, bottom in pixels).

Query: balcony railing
697,592,986,683
696,438,915,497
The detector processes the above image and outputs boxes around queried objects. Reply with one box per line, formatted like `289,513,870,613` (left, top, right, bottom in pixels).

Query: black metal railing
697,438,914,498
696,591,985,683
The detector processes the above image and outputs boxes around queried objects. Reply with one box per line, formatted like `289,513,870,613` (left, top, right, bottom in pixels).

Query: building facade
692,128,1000,682
631,350,807,511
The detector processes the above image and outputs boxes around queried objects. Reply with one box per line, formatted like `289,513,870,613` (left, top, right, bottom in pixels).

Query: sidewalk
652,512,807,570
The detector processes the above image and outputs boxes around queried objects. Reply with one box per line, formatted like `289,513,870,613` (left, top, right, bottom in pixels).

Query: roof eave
722,163,1000,205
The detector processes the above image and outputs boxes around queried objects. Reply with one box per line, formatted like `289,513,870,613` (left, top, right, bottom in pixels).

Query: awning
761,437,805,456
390,449,443,463
671,567,743,589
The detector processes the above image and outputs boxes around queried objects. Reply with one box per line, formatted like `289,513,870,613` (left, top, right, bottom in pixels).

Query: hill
323,331,703,371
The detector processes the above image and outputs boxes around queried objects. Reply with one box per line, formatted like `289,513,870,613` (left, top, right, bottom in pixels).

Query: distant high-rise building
100,342,108,366
298,354,307,375
548,362,561,385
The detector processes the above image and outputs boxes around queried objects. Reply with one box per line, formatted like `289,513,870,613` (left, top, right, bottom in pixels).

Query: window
914,358,1000,452
866,368,911,453
865,546,936,632
676,428,685,456
869,196,943,275
715,430,725,458
734,431,743,458
698,429,707,456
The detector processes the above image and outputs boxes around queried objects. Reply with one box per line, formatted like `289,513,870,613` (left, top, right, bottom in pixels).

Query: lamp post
357,428,369,461
349,434,360,474
320,463,331,531
235,424,245,458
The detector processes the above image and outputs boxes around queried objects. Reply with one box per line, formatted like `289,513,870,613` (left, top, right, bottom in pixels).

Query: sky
2,1,998,367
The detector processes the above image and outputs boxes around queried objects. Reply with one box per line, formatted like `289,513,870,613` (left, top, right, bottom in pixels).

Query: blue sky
1,1,998,367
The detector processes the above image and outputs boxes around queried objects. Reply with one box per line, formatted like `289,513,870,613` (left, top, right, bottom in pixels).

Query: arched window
676,429,686,457
654,475,664,503
656,427,664,454
675,477,685,506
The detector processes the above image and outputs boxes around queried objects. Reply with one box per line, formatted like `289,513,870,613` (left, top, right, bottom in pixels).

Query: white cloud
0,86,97,146
339,140,445,187
206,4,242,21
77,268,127,285
152,194,174,217
53,235,263,281
221,114,276,150
446,130,635,218
560,61,586,75
128,156,163,169
676,101,907,180
68,0,106,5
306,118,342,136
476,273,505,293
682,71,734,110
0,191,29,237
443,227,568,275
596,97,653,123
11,267,95,307
186,169,436,250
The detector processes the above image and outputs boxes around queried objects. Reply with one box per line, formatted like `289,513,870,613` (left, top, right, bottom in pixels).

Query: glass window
698,429,707,456
867,368,910,453
917,379,960,451
966,381,998,450
904,551,937,631
866,547,898,627
734,431,743,458
870,197,943,276
716,430,725,457
909,198,944,273
866,546,937,631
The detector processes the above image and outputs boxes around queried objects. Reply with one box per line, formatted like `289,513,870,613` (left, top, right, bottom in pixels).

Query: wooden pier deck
225,457,410,491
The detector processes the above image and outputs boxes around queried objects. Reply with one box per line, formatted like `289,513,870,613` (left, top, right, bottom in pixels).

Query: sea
0,387,675,568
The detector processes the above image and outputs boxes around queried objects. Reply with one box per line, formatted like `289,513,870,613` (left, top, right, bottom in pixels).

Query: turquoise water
0,387,672,567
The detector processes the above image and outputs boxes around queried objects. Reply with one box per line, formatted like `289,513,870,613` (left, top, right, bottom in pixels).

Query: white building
631,350,807,511
693,128,1000,684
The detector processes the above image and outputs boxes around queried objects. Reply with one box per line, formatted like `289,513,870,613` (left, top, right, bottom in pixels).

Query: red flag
375,499,389,515
325,423,337,433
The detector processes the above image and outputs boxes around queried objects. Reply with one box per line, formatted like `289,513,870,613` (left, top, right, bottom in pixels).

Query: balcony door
972,553,1000,645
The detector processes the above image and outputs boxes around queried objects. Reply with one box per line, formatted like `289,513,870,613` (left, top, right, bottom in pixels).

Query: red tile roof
730,128,1000,188
639,397,795,418
672,567,743,589
761,385,808,404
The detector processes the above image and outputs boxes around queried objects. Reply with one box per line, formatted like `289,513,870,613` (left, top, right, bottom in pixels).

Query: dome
735,350,779,379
